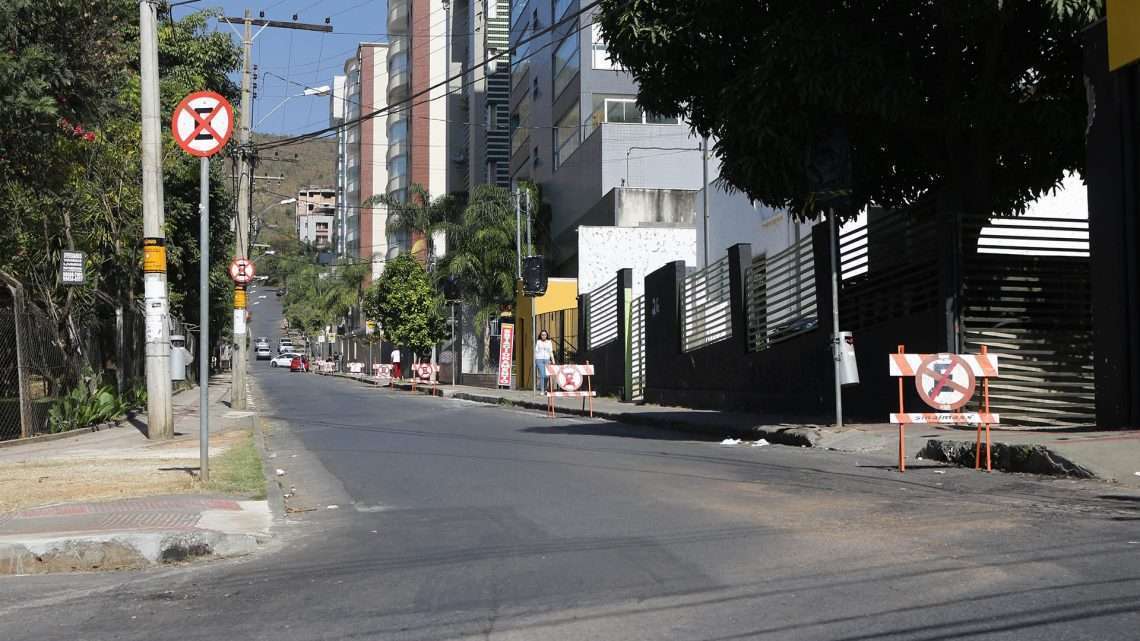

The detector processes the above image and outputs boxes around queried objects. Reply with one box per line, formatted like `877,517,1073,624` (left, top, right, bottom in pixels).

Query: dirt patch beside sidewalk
0,429,261,513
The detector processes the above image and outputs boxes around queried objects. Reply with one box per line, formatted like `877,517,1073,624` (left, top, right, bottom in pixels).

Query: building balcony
387,172,408,196
386,138,407,164
388,68,410,102
388,34,407,58
388,0,408,34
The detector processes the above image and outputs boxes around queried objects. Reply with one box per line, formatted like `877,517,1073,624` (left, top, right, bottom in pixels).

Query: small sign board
61,251,85,285
497,323,515,387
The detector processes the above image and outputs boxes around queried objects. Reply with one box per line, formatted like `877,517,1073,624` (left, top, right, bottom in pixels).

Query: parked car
255,346,272,361
270,352,299,368
278,339,293,353
289,355,309,372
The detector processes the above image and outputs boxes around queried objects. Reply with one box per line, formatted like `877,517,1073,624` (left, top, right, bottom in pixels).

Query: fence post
643,261,686,402
616,268,633,401
727,244,753,352
5,279,33,438
577,292,590,362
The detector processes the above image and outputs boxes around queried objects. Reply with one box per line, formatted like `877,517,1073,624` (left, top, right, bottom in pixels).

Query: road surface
1,289,1137,641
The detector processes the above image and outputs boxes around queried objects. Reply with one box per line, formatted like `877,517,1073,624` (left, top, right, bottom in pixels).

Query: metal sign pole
199,156,210,482
829,210,844,429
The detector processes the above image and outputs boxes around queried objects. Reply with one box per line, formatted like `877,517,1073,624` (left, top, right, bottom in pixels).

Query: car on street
255,346,272,360
270,352,300,368
289,355,309,372
278,339,293,353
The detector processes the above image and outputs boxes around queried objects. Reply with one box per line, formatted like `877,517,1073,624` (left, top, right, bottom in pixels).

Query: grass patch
204,430,266,499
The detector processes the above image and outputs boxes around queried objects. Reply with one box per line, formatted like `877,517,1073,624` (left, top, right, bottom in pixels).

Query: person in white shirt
390,347,402,380
534,330,555,393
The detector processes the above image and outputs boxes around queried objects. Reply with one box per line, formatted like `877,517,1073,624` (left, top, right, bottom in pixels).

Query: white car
255,346,272,361
270,352,300,368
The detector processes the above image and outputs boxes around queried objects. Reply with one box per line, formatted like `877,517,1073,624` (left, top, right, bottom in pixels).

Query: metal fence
747,235,817,351
587,276,619,350
0,299,156,441
682,255,732,352
630,294,645,400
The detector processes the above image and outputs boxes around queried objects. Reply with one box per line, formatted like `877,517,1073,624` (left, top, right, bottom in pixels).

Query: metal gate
630,294,645,400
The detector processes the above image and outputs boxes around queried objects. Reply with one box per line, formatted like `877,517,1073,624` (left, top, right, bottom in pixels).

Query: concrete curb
251,411,287,523
0,529,262,575
919,439,1097,479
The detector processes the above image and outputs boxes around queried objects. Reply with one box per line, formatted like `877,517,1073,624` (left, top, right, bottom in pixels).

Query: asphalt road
1,289,1138,641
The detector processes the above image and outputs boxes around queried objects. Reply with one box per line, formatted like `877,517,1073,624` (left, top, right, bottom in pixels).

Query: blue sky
196,1,390,136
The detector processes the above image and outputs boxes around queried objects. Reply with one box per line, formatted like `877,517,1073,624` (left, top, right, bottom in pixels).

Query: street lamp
255,85,331,128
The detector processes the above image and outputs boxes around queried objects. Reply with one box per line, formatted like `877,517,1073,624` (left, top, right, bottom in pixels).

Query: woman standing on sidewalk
534,330,555,394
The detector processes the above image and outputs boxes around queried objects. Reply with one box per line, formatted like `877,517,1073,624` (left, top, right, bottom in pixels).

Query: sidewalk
323,372,1140,487
0,376,273,574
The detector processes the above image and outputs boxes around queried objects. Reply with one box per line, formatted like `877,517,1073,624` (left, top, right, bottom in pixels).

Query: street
0,293,1137,641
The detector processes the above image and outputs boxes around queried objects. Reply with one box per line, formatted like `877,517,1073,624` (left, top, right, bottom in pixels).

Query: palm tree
438,184,519,370
365,184,459,267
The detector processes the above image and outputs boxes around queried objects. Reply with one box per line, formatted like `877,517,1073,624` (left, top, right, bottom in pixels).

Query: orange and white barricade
373,363,394,386
410,363,441,395
545,363,596,418
889,345,1000,472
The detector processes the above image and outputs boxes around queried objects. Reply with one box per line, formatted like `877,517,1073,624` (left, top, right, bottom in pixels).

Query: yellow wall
514,277,578,389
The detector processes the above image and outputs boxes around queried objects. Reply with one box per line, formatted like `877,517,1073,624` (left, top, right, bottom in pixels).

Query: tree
363,255,446,356
366,184,459,266
438,185,519,368
597,1,1104,222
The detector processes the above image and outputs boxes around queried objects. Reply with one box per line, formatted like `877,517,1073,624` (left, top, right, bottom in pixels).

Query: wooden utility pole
139,0,174,438
220,11,331,410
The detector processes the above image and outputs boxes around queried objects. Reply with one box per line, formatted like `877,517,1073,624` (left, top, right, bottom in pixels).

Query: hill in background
236,133,339,244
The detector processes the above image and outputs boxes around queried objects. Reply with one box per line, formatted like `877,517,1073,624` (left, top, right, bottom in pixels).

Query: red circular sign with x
171,91,234,157
915,353,976,411
228,258,255,284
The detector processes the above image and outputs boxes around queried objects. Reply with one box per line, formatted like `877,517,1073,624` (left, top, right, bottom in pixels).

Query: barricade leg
985,423,992,472
898,425,906,473
975,426,983,470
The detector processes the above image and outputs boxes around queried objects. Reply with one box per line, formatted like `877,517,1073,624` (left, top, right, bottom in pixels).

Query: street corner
0,496,272,575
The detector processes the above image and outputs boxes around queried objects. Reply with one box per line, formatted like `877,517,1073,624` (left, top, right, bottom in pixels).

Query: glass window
553,103,581,170
552,32,580,99
645,112,679,125
487,0,499,20
605,98,642,123
553,0,573,21
591,23,619,70
388,119,408,142
390,156,407,178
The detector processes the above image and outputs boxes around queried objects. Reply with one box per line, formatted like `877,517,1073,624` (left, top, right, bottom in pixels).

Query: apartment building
462,0,512,189
508,0,710,274
295,187,336,248
331,42,391,281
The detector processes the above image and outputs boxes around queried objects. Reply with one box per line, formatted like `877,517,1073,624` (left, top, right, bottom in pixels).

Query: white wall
578,226,696,300
695,183,812,266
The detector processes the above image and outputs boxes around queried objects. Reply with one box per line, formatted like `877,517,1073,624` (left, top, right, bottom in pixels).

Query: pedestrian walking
390,347,402,380
534,330,555,394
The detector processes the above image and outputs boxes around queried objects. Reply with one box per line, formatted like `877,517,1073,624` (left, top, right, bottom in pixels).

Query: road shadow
521,423,722,442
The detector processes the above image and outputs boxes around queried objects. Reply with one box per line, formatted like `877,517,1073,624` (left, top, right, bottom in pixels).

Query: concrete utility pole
221,11,333,410
139,0,174,439
231,10,253,410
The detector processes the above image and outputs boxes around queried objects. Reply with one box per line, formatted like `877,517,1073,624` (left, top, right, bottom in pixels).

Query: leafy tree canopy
598,0,1104,220
363,255,446,354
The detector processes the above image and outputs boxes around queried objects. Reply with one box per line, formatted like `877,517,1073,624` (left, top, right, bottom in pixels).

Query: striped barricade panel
889,412,1001,425
889,353,999,377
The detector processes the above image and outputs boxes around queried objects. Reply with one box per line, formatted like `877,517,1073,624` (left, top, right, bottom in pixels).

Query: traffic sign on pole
228,258,256,284
171,91,234,158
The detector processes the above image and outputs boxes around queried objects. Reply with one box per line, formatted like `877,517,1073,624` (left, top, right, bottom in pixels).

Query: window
605,98,642,123
486,160,498,182
591,23,619,70
487,0,498,19
388,119,408,143
553,0,572,21
553,102,580,169
552,32,580,99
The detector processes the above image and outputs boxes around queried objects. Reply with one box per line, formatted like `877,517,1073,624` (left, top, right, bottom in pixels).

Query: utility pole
139,0,173,439
701,135,711,268
231,10,253,410
221,11,333,409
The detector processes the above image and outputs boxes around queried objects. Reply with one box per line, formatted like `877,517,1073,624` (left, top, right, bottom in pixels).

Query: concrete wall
578,226,696,300
694,184,812,267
